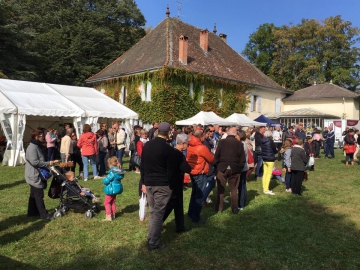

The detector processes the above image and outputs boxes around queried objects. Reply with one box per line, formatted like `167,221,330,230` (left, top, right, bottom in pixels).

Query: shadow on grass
120,204,139,214
0,180,25,191
0,255,37,270
51,195,360,269
0,215,48,246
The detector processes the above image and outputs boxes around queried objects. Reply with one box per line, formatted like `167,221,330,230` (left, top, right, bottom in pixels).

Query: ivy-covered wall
94,67,249,124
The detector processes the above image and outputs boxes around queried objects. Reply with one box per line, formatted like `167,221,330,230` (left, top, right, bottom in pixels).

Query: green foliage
96,67,249,123
0,1,37,80
243,16,360,90
1,0,146,85
242,23,278,75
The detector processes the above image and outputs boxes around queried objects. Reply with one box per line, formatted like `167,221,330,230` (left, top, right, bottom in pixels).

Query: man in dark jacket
163,133,191,233
322,127,329,158
141,122,174,251
327,124,335,159
148,122,158,140
254,126,266,180
213,127,246,214
295,122,306,141
290,139,309,195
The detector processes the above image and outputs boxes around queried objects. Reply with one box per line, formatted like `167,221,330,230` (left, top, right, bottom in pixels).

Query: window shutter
120,86,125,103
189,83,194,98
200,85,204,104
250,95,254,111
140,83,146,101
257,96,262,112
146,82,152,101
219,88,223,107
275,98,280,113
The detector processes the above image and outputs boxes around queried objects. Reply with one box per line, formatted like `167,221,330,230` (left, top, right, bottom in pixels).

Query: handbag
308,156,315,166
255,145,262,155
139,192,147,221
247,149,254,164
343,144,349,150
37,167,52,182
133,152,141,167
129,141,136,151
109,147,116,157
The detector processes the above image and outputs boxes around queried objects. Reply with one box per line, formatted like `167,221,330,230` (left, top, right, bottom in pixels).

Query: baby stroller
48,165,100,219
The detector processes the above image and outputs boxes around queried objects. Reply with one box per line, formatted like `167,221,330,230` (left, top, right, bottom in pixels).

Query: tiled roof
265,108,340,118
284,83,359,101
86,18,289,92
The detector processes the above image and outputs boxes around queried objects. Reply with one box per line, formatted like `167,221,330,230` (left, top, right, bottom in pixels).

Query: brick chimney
200,29,209,52
219,33,227,43
179,35,188,65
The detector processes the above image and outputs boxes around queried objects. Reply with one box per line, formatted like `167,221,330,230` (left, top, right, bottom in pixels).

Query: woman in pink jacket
77,124,99,181
45,128,58,161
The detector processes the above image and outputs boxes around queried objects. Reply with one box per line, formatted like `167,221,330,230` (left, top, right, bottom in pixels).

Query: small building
85,7,291,123
265,108,340,128
282,83,360,120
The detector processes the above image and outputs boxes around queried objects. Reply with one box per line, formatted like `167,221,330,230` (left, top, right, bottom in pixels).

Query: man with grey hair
163,133,191,233
214,127,246,214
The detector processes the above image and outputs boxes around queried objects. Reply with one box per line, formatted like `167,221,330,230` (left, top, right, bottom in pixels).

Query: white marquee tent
0,79,138,166
175,111,238,126
225,113,267,126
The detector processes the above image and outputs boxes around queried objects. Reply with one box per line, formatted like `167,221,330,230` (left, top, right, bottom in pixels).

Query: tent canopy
225,113,267,126
175,111,238,126
0,79,138,167
0,79,85,117
0,79,138,119
48,84,138,119
254,115,281,127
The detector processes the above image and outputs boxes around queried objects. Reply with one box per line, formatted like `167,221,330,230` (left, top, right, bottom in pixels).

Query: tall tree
243,16,360,90
242,23,278,75
14,0,146,85
0,1,37,79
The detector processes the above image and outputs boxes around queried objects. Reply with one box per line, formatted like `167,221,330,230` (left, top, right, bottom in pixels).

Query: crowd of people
24,119,360,250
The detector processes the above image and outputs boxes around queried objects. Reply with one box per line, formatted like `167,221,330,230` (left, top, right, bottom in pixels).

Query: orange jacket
186,135,214,175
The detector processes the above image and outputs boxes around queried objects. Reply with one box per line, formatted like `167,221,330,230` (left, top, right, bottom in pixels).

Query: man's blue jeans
116,148,125,168
238,171,247,209
323,141,328,157
202,175,215,203
188,174,207,222
255,155,263,178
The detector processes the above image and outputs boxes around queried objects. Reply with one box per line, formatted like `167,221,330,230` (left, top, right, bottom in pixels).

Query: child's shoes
103,214,112,221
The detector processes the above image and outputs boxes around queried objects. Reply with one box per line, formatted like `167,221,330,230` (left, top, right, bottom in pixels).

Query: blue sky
135,0,360,54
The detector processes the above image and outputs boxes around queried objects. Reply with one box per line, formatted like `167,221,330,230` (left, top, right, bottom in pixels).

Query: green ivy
94,67,249,123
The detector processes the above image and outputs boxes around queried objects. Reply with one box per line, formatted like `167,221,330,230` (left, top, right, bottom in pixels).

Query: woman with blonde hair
261,130,278,195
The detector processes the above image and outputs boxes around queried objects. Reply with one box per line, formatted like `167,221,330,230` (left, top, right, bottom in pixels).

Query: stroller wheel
84,210,93,219
61,206,69,214
53,210,62,219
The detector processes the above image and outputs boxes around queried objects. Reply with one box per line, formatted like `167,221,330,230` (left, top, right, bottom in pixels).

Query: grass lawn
1,149,360,269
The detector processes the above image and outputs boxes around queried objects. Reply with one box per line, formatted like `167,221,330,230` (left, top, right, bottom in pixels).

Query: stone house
86,8,291,123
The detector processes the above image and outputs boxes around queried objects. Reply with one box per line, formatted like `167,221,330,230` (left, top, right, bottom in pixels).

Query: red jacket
186,135,214,175
77,132,98,156
136,140,145,157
